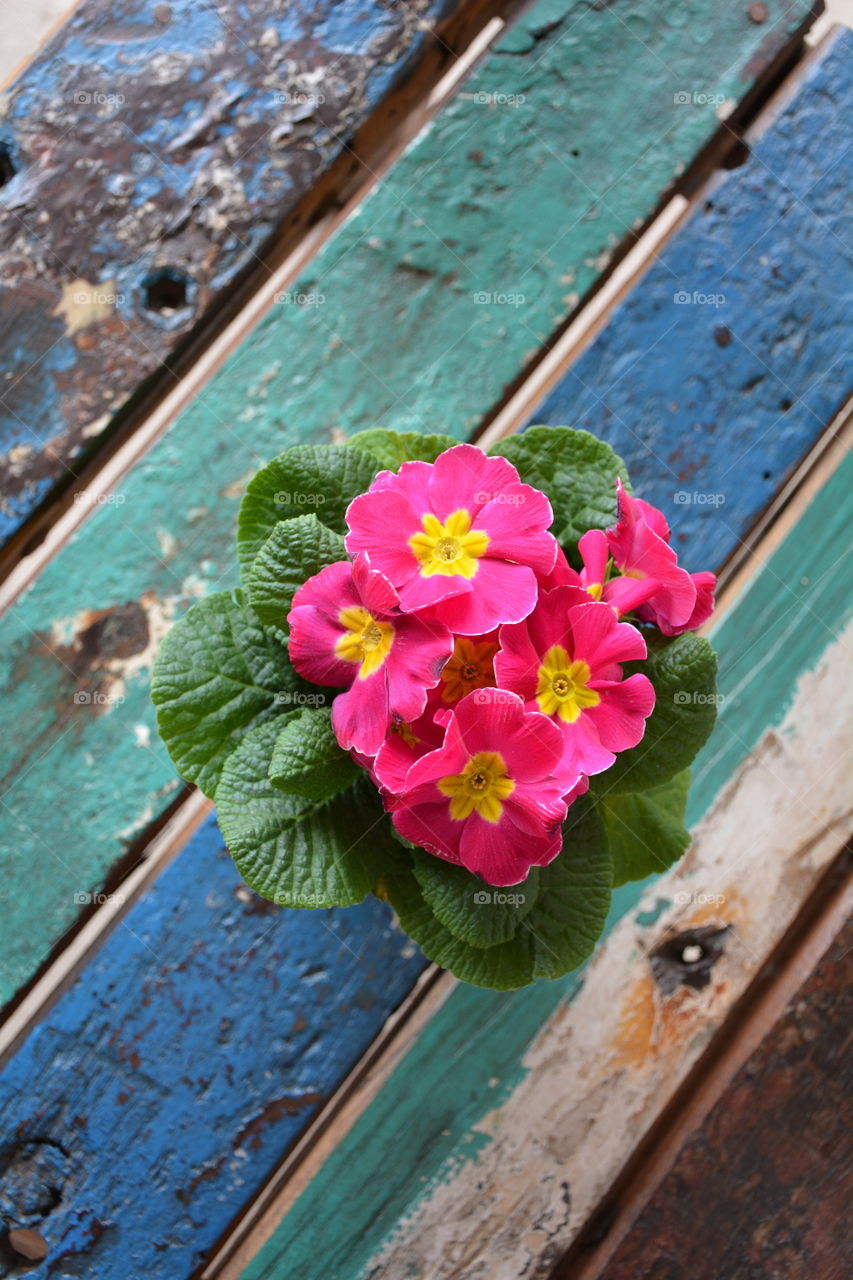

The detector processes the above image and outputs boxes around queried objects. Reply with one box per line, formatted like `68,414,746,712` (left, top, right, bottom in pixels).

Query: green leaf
237,444,377,582
526,798,612,980
348,429,459,471
217,721,395,908
595,632,718,795
597,769,691,887
248,514,346,632
386,798,611,988
412,851,540,948
385,864,535,990
489,425,631,551
269,707,359,802
152,592,309,799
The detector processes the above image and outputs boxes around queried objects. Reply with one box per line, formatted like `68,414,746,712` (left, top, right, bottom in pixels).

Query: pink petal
459,814,562,886
397,568,472,616
523,584,591,656
559,714,616,777
386,614,453,722
372,711,446,794
391,798,463,864
427,560,539,635
351,554,399,615
578,528,609,587
288,605,355,687
290,560,357,616
566,602,647,671
656,570,717,635
494,620,542,701
603,575,661,616
478,485,557,573
537,543,581,592
584,672,655,752
331,669,391,757
427,445,519,521
345,488,421,585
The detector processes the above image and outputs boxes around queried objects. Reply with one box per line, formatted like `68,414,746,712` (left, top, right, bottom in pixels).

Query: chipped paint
0,0,459,542
238,450,852,1280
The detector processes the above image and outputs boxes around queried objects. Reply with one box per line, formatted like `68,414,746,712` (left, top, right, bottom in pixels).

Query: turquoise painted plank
238,448,853,1280
526,26,853,573
0,0,463,545
0,814,427,1279
0,0,815,1006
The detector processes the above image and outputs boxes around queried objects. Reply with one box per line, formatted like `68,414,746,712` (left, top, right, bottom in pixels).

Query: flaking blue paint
0,813,426,1279
525,29,853,573
0,0,459,542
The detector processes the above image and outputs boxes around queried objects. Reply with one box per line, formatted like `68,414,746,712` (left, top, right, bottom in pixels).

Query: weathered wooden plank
522,23,853,573
233,448,853,1280
0,0,814,548
595,915,852,1280
0,0,464,546
0,812,427,1279
0,0,821,1010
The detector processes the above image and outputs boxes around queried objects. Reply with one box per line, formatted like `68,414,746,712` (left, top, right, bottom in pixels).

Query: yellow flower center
335,606,394,679
585,581,603,601
408,509,490,579
440,636,498,703
536,644,601,722
437,751,515,823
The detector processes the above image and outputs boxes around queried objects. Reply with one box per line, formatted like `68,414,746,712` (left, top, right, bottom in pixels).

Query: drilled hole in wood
649,925,731,996
142,268,191,317
0,144,16,188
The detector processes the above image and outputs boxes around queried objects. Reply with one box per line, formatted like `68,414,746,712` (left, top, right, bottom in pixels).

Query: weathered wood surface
596,915,853,1280
523,24,853,574
0,813,427,1280
0,0,822,1011
235,450,853,1280
0,0,814,546
0,0,462,546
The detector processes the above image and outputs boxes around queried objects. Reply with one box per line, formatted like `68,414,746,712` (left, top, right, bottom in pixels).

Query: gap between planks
193,414,852,1280
0,49,848,1136
0,5,823,605
553,844,853,1280
0,0,515,593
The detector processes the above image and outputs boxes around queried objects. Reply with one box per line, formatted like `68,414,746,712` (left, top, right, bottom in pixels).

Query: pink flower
288,554,452,757
371,708,446,795
539,532,661,617
344,444,558,635
388,690,584,886
607,480,716,634
495,586,655,777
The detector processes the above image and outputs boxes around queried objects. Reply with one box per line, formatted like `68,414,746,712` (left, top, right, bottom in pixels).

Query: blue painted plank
526,27,853,573
1,39,848,1275
0,813,426,1279
0,0,461,545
